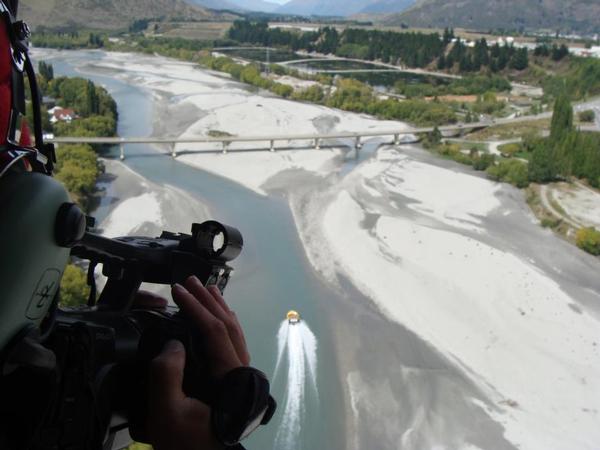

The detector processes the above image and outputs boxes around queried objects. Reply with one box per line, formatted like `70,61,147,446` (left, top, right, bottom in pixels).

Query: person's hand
145,277,251,450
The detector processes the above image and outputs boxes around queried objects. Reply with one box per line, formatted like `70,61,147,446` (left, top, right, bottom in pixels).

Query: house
48,106,77,124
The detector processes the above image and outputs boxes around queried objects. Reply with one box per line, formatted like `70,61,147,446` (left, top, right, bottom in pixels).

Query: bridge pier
119,143,125,161
314,138,321,150
222,141,229,154
270,140,275,152
394,134,400,146
171,143,177,159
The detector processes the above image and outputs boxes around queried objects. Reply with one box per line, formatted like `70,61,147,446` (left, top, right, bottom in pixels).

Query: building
48,106,77,124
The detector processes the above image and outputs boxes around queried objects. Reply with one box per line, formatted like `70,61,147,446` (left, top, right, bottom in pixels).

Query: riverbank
303,143,600,449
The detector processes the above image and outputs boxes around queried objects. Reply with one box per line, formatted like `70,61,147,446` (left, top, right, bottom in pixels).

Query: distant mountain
384,0,600,33
233,0,280,13
276,0,416,16
188,0,279,12
186,0,240,11
20,0,218,30
360,0,416,14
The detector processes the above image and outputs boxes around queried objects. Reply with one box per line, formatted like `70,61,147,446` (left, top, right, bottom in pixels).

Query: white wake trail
274,320,319,450
274,321,289,379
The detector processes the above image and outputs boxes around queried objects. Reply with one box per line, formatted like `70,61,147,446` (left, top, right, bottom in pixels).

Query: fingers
148,340,186,413
207,286,251,365
172,283,242,377
185,278,251,366
185,277,230,321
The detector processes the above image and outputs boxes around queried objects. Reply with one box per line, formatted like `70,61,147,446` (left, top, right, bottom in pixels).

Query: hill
186,0,240,11
361,0,416,14
231,0,280,13
20,0,218,30
188,0,281,13
276,0,416,16
384,0,600,33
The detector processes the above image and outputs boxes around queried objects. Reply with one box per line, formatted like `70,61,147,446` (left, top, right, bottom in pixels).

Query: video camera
0,1,275,448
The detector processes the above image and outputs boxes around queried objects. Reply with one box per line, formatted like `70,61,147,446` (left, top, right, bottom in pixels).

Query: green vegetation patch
467,119,550,140
208,130,234,137
576,227,600,256
578,110,596,123
395,75,511,98
487,159,530,188
59,264,90,307
497,142,522,157
542,57,600,101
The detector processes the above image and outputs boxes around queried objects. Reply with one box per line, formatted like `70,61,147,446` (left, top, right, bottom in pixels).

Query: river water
41,50,347,450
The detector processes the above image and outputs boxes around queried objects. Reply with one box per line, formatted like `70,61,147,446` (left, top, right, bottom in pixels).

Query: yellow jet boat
286,310,300,324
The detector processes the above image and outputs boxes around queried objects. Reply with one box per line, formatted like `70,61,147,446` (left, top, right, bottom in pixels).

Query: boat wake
273,320,318,449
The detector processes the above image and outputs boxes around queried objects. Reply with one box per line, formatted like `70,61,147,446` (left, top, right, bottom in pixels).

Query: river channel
40,50,348,450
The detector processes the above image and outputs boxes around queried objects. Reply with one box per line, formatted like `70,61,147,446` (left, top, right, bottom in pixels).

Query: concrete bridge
48,122,490,160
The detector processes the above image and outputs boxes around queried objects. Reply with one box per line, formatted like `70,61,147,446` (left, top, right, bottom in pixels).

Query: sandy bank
310,145,600,450
99,159,210,238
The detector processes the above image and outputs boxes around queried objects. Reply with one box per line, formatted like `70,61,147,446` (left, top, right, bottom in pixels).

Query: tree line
228,21,532,73
228,21,447,69
437,38,529,72
32,31,105,49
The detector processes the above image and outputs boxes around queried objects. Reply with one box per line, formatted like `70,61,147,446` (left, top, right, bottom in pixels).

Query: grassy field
467,118,551,140
150,21,233,40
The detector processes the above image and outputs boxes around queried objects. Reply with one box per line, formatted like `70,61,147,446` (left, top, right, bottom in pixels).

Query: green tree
38,61,54,81
550,93,574,142
60,264,89,307
54,144,102,209
510,48,529,70
437,54,446,70
272,83,293,98
430,126,442,145
472,153,495,171
528,140,556,182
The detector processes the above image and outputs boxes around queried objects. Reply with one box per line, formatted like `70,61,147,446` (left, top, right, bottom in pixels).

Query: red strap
19,118,30,146
0,16,11,145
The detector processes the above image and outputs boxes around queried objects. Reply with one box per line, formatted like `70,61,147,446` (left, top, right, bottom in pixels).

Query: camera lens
213,232,225,253
193,221,243,262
